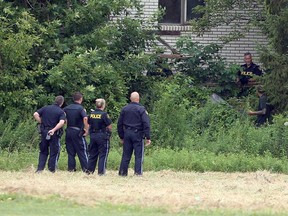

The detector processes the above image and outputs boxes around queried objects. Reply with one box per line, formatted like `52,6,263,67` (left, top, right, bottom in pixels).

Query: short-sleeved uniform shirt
238,62,262,85
63,103,87,128
117,102,150,139
256,94,268,126
37,104,66,128
88,109,112,132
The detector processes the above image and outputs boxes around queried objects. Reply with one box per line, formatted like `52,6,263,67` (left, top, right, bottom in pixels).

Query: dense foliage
0,0,155,120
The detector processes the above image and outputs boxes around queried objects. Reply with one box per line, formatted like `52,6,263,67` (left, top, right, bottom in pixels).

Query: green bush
150,74,209,149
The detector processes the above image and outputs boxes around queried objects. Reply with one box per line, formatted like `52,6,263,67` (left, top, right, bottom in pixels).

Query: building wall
141,0,267,65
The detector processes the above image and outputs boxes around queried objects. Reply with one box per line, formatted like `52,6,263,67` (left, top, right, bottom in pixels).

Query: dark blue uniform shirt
88,109,112,132
238,62,262,84
256,94,268,126
64,103,87,128
37,104,66,128
117,102,150,139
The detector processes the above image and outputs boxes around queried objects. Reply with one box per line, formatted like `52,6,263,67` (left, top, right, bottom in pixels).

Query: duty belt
68,126,81,131
124,126,140,132
91,128,107,133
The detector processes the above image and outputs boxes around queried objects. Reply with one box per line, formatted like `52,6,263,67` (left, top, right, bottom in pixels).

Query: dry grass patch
0,169,288,213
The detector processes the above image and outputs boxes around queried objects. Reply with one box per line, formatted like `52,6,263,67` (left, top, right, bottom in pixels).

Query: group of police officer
33,91,151,176
32,52,268,175
236,52,273,127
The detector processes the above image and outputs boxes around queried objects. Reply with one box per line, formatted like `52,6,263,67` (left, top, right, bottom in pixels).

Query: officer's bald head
130,92,140,103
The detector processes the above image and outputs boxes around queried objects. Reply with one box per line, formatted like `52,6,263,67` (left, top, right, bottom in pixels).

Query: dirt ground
0,169,288,213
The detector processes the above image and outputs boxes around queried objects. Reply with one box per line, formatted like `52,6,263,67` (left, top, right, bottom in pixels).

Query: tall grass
2,147,288,174
1,99,288,173
0,118,39,152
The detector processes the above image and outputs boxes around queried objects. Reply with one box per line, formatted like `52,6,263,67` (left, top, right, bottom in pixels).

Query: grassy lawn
0,194,169,216
0,194,285,216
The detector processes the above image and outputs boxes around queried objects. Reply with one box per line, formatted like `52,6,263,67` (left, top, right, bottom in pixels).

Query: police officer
247,85,272,127
237,52,262,86
117,92,151,176
33,96,66,173
87,98,112,175
64,92,89,172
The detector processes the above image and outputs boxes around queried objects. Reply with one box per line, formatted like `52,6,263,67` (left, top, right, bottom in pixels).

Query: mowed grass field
1,169,288,215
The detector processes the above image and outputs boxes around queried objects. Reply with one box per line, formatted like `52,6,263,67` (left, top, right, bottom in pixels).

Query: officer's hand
83,130,89,137
247,110,254,115
120,139,124,144
48,130,54,136
145,139,151,146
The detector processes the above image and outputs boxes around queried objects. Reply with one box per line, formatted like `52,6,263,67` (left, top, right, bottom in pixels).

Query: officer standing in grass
117,92,151,176
33,96,66,173
247,85,272,127
87,98,112,175
64,92,89,172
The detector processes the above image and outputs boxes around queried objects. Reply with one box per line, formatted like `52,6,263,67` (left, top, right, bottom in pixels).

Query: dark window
159,0,181,23
186,0,205,21
159,0,205,24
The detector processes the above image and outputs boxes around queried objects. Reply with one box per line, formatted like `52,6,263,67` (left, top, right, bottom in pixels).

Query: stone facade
141,0,267,65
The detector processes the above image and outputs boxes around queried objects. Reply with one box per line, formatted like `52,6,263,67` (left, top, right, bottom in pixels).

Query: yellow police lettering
90,114,102,119
241,71,253,75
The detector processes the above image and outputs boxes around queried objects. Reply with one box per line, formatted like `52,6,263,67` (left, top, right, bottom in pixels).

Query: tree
0,0,158,119
0,2,45,119
259,1,288,111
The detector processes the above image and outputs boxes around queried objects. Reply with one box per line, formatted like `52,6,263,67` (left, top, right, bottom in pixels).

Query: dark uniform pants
37,130,61,172
65,128,88,171
119,129,144,176
87,132,110,175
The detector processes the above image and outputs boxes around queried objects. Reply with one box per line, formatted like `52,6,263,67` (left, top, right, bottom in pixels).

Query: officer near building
63,92,89,172
237,52,263,96
86,98,112,175
237,52,262,85
33,95,66,173
247,85,272,127
117,92,151,176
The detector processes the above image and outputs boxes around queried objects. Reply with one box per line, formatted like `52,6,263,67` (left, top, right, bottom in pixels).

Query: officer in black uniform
63,92,89,172
33,96,66,173
117,92,151,176
87,98,112,175
237,52,262,85
247,85,272,127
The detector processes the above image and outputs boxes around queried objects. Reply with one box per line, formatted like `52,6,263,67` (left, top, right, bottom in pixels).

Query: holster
78,129,85,137
56,128,64,138
105,131,112,140
37,123,42,134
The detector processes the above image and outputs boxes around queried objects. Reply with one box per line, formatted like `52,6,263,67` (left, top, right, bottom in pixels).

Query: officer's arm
248,97,267,115
248,109,266,116
103,113,112,133
255,65,263,76
106,124,112,132
117,111,124,139
141,109,151,140
33,112,42,124
49,119,65,135
83,116,89,134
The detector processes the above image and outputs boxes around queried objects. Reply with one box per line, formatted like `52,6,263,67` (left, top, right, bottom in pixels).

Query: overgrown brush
0,118,39,152
2,147,288,174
